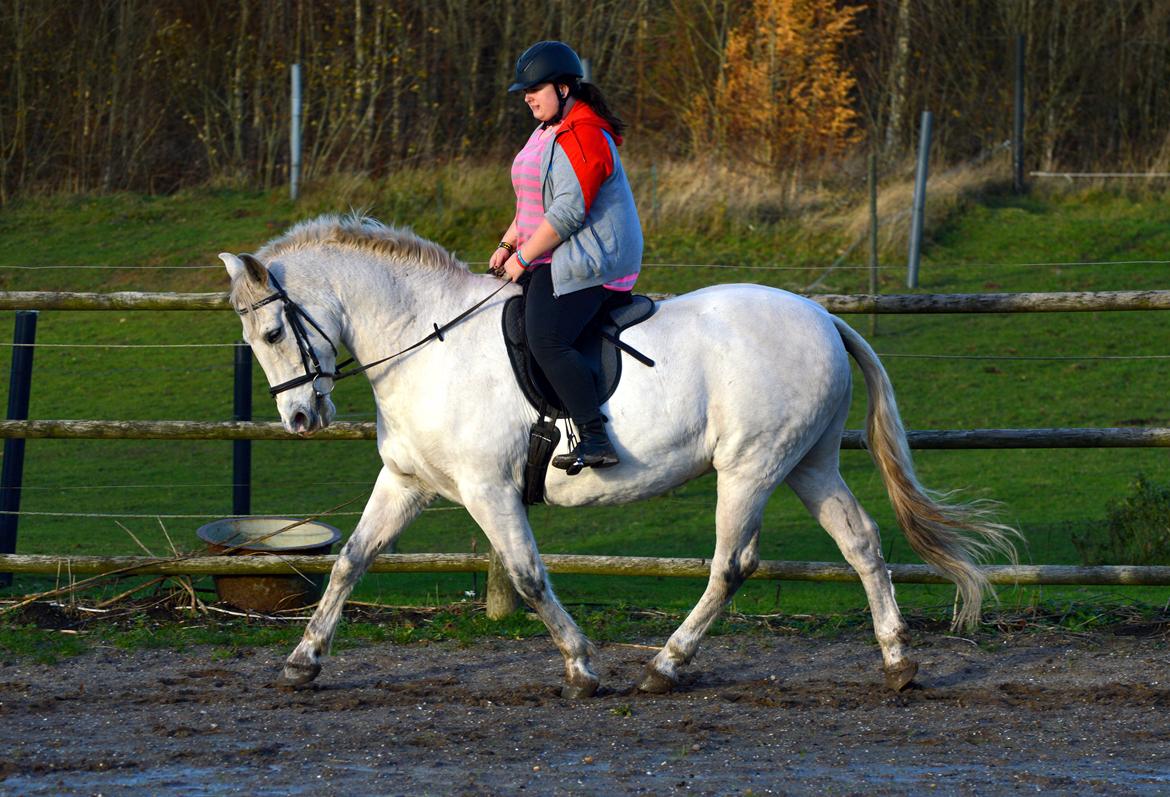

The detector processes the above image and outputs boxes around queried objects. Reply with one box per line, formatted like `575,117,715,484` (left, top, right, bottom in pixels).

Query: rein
243,273,511,398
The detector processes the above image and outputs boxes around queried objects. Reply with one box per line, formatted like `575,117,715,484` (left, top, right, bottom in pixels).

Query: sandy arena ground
2,618,1169,795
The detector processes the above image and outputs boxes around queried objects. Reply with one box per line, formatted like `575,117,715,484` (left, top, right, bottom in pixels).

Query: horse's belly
543,433,711,507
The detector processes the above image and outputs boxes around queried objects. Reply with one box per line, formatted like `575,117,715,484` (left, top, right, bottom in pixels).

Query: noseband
241,273,510,399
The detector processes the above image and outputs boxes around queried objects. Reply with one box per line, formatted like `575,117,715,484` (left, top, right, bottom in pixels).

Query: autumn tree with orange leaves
704,0,862,170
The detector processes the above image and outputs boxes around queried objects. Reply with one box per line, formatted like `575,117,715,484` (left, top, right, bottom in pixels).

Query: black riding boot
552,417,619,475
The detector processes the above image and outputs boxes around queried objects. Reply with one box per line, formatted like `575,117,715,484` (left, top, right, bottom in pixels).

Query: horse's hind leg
278,466,430,687
639,471,772,693
786,448,918,691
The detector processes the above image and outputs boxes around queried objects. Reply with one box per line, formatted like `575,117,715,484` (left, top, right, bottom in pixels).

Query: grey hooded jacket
535,103,643,296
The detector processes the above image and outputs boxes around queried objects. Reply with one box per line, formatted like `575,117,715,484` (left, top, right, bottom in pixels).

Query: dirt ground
2,620,1170,796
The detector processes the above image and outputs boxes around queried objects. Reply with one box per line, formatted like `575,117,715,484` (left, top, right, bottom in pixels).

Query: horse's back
626,283,847,392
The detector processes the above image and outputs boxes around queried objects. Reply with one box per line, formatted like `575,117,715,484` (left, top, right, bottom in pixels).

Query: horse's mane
256,212,466,273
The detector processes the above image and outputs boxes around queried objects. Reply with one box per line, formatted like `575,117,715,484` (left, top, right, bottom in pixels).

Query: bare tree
4,0,1170,199
882,0,911,158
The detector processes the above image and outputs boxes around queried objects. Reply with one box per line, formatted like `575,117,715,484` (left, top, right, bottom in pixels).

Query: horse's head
220,252,338,435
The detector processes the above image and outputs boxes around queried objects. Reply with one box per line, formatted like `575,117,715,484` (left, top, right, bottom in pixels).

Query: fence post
290,63,302,201
1013,34,1026,194
868,152,880,336
0,311,38,587
650,162,659,230
233,341,252,516
907,110,933,289
486,547,521,618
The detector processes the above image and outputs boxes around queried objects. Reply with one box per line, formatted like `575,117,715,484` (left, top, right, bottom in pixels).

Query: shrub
1074,474,1170,565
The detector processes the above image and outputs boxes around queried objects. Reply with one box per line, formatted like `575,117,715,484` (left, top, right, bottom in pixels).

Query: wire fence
2,287,1168,526
9,339,1170,361
3,257,1168,272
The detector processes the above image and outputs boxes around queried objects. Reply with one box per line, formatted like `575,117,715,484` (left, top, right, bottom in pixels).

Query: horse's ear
219,252,269,286
239,253,269,285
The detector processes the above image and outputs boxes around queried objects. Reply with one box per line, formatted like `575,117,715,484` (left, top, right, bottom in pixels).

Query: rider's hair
562,79,626,138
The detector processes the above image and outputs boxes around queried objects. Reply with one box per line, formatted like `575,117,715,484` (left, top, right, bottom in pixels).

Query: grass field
1,169,1169,619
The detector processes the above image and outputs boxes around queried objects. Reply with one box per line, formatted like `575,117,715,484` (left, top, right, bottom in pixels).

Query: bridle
240,272,510,399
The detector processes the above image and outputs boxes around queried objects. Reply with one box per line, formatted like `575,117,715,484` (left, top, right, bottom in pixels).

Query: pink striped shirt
511,127,554,267
510,126,637,292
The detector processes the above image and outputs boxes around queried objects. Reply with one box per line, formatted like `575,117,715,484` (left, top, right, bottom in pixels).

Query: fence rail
4,553,1170,586
3,289,1170,313
1,420,1169,448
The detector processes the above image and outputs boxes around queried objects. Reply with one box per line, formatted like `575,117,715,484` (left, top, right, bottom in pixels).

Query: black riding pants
524,265,609,424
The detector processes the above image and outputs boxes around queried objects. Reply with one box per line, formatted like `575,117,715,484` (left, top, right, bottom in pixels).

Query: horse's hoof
637,665,677,694
561,677,599,699
276,661,321,689
883,659,919,692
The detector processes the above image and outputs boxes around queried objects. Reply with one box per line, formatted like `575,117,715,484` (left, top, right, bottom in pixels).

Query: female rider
489,40,643,474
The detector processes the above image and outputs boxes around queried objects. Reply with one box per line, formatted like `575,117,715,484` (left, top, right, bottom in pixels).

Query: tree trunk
883,0,912,159
230,0,250,172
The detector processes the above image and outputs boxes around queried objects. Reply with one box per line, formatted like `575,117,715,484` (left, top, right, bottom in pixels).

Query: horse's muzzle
288,398,333,436
290,409,319,435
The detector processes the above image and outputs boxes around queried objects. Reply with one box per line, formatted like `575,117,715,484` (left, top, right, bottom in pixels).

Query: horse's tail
832,316,1019,630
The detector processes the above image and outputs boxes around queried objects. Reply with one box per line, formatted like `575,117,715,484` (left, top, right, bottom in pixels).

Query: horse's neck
327,254,482,367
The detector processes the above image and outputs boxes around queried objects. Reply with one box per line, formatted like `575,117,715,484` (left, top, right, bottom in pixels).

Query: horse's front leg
463,488,599,698
278,466,430,687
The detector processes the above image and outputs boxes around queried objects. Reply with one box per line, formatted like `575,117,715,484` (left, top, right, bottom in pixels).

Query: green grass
0,624,90,663
2,175,1170,619
3,594,1166,664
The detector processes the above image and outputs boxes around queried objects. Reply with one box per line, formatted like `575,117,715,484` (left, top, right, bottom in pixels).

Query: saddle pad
502,293,656,415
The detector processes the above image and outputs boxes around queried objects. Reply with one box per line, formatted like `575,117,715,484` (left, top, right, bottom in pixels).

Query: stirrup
551,445,619,476
552,450,588,476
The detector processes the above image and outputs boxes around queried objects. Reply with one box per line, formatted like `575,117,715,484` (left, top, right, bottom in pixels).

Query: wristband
497,241,516,254
516,250,532,269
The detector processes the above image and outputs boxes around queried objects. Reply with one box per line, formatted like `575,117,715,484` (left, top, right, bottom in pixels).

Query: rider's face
524,82,566,123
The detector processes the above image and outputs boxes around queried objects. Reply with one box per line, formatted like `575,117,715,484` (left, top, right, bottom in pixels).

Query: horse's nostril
292,410,311,433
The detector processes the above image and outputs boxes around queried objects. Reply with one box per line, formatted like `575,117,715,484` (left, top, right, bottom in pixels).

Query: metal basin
196,517,341,612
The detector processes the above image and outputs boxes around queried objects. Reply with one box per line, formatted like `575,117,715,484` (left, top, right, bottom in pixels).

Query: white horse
220,213,1016,697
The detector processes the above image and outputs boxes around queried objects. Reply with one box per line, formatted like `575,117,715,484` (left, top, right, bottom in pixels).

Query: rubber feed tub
196,517,341,612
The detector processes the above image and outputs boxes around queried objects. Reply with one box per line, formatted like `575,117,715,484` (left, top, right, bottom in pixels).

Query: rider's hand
488,246,510,277
503,254,527,283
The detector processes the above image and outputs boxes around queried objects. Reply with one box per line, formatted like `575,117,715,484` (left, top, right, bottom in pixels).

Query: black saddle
502,293,657,416
502,290,656,505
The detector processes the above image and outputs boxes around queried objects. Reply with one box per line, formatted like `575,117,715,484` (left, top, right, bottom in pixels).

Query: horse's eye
264,327,283,345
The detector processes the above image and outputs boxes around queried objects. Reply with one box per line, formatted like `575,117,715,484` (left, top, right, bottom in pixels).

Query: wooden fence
4,553,1168,585
1,420,1169,447
3,288,1170,312
4,288,1170,613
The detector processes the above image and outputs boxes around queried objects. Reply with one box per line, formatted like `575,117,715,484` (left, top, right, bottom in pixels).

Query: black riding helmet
508,41,583,93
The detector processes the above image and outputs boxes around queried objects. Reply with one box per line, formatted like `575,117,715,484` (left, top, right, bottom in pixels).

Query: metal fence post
907,110,933,289
0,310,38,587
290,63,302,201
233,341,252,516
1013,34,1027,194
868,152,880,336
650,162,659,230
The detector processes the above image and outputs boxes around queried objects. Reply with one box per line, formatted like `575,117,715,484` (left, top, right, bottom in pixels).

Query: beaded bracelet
497,241,516,254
